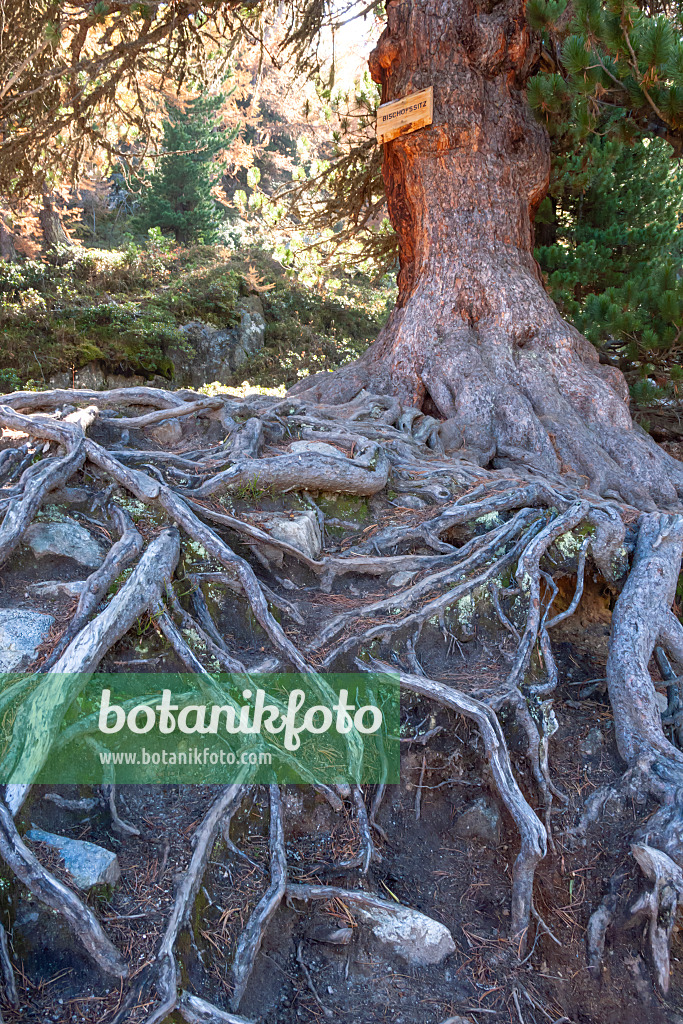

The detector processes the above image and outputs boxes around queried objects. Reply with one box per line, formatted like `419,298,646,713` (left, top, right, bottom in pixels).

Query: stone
26,828,120,889
0,609,55,671
387,571,416,588
394,494,426,509
23,520,107,568
106,372,146,390
29,580,85,598
73,361,106,390
354,902,456,966
149,418,183,446
47,371,73,389
242,511,321,566
308,925,353,945
453,797,502,846
655,690,668,714
288,440,348,459
581,726,604,757
170,296,266,388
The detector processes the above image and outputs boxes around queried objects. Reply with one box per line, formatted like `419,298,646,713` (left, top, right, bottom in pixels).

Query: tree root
126,785,248,1024
366,662,547,947
0,440,85,565
179,990,255,1024
230,784,287,1011
0,921,17,1013
1,528,181,810
2,385,683,1004
42,503,143,670
0,797,127,977
577,512,683,992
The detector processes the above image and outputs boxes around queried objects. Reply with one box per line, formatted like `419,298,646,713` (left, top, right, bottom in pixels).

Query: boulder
453,797,502,846
0,609,54,671
149,418,183,446
23,520,107,568
655,690,668,714
171,296,266,388
288,440,348,459
354,902,455,966
394,494,426,510
26,828,120,889
105,372,146,390
73,361,106,390
47,371,73,389
242,510,321,566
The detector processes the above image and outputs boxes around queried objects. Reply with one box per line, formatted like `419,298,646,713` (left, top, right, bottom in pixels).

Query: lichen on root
0,382,681,1010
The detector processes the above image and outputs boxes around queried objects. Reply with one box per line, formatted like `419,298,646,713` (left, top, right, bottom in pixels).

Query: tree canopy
0,1,382,197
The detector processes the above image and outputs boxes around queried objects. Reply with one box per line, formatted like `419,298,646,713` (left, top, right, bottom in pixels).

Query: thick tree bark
290,0,683,508
0,219,16,261
38,192,72,256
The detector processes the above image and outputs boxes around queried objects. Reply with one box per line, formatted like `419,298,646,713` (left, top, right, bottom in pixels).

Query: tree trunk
290,0,683,509
38,192,72,256
0,219,16,261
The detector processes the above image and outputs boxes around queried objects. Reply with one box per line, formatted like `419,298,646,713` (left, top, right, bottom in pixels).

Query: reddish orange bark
291,0,683,507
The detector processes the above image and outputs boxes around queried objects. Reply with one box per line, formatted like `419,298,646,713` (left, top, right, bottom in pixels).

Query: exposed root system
0,384,681,1019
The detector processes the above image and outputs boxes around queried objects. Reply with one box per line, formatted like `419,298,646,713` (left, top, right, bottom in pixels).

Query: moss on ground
0,240,394,389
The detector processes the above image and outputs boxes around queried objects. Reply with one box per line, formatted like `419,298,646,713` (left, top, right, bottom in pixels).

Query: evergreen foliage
536,136,683,401
528,0,683,147
135,94,233,245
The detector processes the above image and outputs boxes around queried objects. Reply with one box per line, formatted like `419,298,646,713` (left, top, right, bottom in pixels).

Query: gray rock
29,580,85,598
170,296,265,388
581,726,604,757
47,371,73,389
354,902,455,965
387,571,416,588
149,418,183,446
453,797,502,846
394,494,426,509
105,372,146,390
288,440,348,459
23,520,107,568
243,510,321,566
73,361,106,390
0,609,55,671
308,926,353,946
26,828,120,889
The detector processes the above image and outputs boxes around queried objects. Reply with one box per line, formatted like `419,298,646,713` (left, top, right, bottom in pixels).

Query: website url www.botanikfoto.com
98,748,273,767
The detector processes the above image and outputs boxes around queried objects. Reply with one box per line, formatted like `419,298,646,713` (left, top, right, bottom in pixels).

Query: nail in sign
376,87,433,144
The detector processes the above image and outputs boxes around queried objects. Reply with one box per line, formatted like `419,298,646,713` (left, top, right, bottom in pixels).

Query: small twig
415,754,427,821
296,942,333,1019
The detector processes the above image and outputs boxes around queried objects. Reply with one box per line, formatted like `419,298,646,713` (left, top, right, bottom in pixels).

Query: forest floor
0,241,395,395
1,402,683,1024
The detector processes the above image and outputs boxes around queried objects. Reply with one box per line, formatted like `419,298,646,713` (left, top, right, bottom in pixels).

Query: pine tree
135,93,233,245
536,135,683,401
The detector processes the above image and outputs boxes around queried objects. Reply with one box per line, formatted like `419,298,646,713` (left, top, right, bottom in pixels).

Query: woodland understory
0,383,680,1023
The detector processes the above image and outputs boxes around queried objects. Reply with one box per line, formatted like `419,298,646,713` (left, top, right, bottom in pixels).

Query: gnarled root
370,663,547,947
0,797,127,977
584,512,683,991
230,784,287,1011
2,383,683,1010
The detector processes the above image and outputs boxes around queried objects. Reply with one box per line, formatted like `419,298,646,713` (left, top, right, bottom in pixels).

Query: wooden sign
376,87,433,144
